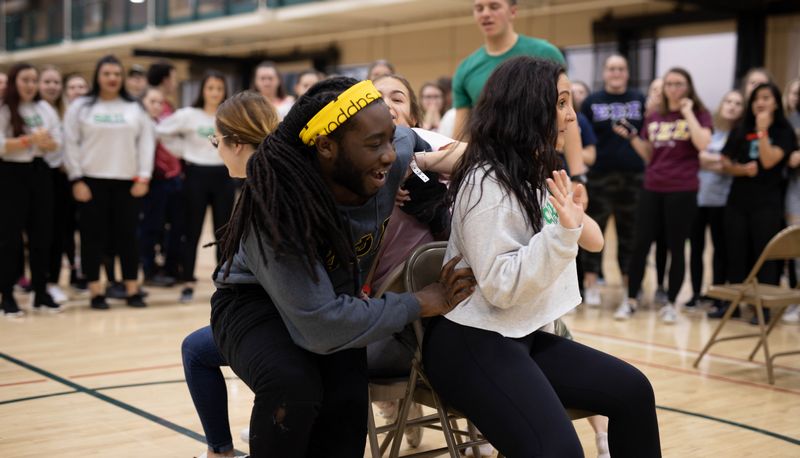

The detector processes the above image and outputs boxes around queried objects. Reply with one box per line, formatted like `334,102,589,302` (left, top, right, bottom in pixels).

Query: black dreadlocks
218,77,367,283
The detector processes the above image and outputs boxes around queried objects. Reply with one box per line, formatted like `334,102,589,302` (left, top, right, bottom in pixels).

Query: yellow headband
299,80,382,146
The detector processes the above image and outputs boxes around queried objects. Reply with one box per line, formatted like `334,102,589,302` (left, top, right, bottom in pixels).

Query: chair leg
753,304,775,384
748,306,784,361
367,396,383,458
467,420,484,458
389,367,420,458
693,299,741,368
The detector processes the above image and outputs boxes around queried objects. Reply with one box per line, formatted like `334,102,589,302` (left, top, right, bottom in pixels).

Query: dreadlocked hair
218,76,362,282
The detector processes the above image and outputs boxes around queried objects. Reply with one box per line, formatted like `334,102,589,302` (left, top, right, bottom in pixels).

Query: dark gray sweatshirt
214,126,431,355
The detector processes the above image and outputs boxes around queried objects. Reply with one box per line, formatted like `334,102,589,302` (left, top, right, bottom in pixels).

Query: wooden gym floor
1,220,798,457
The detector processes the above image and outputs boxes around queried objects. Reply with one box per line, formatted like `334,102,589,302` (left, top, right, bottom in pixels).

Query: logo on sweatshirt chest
23,114,44,129
197,126,215,139
542,199,559,225
93,113,126,124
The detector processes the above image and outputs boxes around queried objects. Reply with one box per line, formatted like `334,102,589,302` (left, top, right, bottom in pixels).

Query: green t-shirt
452,35,566,109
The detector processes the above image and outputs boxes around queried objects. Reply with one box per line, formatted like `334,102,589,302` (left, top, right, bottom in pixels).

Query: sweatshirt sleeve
242,233,421,355
0,106,10,154
136,108,156,180
40,102,63,153
456,177,581,309
63,100,84,180
154,109,187,158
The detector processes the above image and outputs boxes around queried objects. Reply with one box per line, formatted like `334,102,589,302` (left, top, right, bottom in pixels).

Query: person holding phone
615,67,712,324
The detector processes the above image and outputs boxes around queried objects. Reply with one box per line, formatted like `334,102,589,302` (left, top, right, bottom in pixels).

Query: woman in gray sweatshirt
64,55,155,310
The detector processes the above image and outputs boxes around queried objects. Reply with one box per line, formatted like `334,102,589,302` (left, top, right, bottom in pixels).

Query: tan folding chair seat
693,225,800,384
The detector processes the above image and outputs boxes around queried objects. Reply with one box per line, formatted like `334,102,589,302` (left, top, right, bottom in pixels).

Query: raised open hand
545,170,585,230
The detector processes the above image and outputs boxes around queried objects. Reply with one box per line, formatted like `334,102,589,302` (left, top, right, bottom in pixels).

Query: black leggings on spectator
724,202,783,285
78,178,140,283
0,159,53,296
422,317,661,458
689,206,727,296
628,190,697,302
181,164,236,282
211,285,368,458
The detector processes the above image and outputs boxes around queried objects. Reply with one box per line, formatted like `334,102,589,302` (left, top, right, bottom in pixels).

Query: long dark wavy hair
191,70,229,109
729,82,791,146
3,63,40,137
447,56,563,232
86,55,136,105
218,76,378,284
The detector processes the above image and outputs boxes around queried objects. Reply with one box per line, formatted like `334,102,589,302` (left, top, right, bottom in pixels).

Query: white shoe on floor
596,432,610,458
240,427,249,444
781,304,800,324
464,443,495,457
583,286,602,307
47,284,69,303
405,402,424,448
613,298,635,321
659,303,677,324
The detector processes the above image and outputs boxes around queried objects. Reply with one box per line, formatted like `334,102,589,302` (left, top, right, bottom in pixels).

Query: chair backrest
404,241,448,293
744,225,800,284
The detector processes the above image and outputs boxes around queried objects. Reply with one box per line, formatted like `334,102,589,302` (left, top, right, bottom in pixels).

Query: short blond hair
216,91,279,146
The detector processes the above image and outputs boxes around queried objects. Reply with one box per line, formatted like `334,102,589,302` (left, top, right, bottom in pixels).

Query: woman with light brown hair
181,91,278,458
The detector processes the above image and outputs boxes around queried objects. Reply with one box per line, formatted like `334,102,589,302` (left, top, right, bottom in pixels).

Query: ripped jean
208,285,369,458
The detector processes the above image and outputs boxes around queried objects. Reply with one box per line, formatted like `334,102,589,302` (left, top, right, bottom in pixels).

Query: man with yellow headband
208,77,473,457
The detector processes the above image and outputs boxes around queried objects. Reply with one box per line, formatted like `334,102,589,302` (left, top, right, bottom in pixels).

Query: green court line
2,354,797,448
655,404,800,446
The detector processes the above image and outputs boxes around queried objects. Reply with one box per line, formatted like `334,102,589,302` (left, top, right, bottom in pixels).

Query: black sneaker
90,295,110,310
683,295,703,310
70,269,88,291
33,292,63,313
106,282,127,299
179,287,194,303
126,293,147,308
2,295,24,317
707,303,741,319
749,309,771,326
143,274,176,288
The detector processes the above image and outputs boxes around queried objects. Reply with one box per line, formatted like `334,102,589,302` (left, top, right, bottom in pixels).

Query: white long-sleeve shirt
155,107,222,166
0,100,62,163
443,166,582,338
63,96,155,181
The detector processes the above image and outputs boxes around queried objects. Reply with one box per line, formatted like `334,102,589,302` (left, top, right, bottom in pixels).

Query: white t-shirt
0,100,62,164
63,96,155,181
155,107,222,166
444,166,582,337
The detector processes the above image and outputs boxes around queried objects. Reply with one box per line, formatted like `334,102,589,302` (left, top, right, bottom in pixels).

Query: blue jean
139,176,183,278
181,326,233,453
181,323,414,453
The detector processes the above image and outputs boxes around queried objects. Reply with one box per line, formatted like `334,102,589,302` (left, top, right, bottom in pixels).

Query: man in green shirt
452,0,586,178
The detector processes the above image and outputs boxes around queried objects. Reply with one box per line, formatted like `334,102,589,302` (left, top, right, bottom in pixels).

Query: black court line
2,355,799,448
0,352,215,449
655,405,800,446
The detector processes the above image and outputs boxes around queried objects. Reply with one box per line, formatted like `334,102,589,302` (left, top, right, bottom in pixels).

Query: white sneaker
781,304,800,324
583,286,602,307
405,402,424,448
659,303,677,324
596,432,610,458
239,427,249,444
464,443,495,457
47,284,69,303
613,298,635,321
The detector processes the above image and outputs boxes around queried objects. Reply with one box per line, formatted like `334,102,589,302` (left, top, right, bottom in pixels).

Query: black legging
0,159,53,296
211,285,368,458
181,164,236,282
422,317,661,457
689,206,727,296
724,202,783,285
628,190,697,302
78,178,141,282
